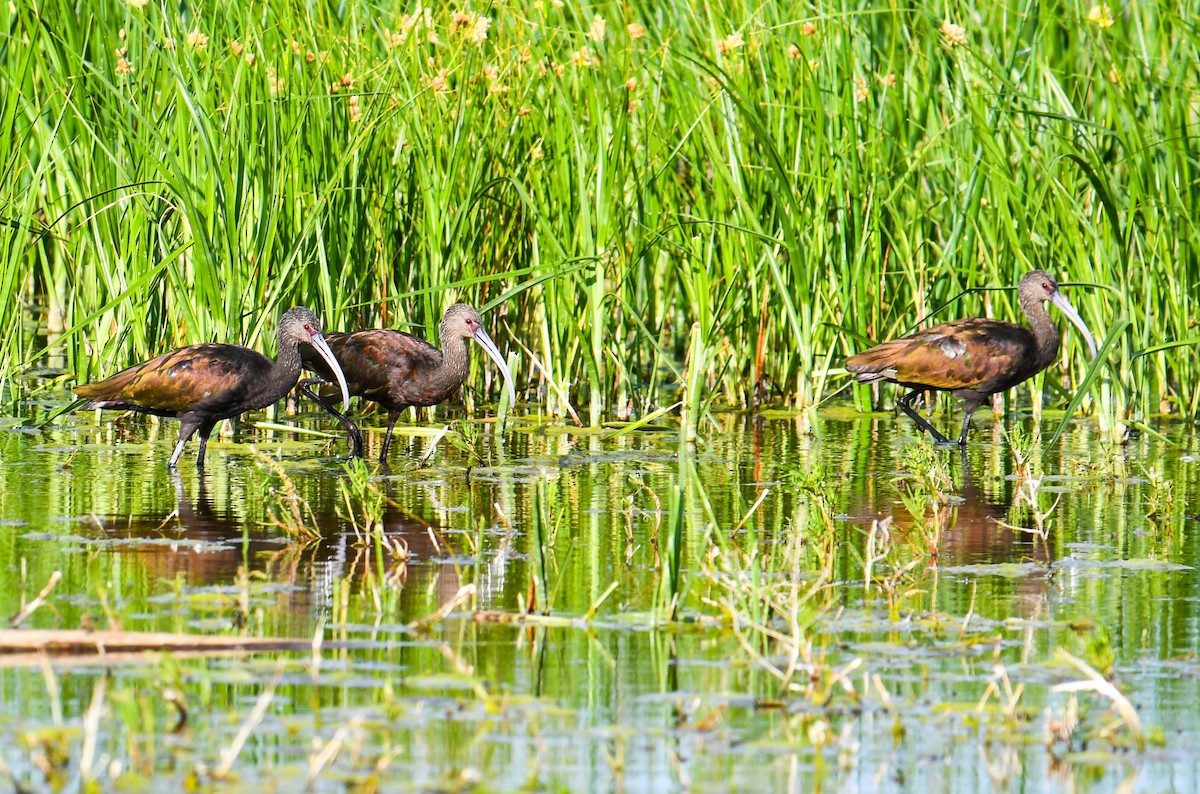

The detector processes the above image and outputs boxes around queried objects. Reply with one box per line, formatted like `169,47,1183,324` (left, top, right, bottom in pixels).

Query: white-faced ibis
300,303,517,461
75,306,351,468
846,270,1098,444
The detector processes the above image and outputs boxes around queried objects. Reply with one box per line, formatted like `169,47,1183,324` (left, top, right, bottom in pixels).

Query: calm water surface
1,402,1199,792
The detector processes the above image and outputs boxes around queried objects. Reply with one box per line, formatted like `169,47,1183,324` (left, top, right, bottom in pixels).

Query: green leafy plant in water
1002,425,1039,482
1140,461,1175,524
442,420,486,468
251,449,320,540
782,463,842,539
337,458,410,600
337,457,386,542
999,426,1060,542
700,464,842,694
1065,621,1117,680
891,439,954,556
702,539,830,695
653,469,686,622
895,438,955,495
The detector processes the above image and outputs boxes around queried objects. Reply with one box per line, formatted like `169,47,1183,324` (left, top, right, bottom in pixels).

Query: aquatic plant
891,438,955,555
337,456,386,540
251,448,321,539
1,0,1195,435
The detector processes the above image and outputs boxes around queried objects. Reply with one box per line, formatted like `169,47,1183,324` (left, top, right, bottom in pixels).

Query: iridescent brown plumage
75,306,351,468
846,270,1097,444
300,303,516,461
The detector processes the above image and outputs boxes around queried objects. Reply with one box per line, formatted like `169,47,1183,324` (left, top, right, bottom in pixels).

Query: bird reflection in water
936,461,1037,565
858,452,1054,619
84,474,469,621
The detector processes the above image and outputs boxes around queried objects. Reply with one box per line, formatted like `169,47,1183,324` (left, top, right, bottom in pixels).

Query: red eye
1042,282,1053,293
304,323,315,334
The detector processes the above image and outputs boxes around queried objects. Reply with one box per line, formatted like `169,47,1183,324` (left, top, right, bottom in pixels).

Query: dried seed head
1086,4,1115,28
571,47,594,68
471,16,491,46
588,14,606,42
940,19,966,48
717,31,744,55
428,69,450,92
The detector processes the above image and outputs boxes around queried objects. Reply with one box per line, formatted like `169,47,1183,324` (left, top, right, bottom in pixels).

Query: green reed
2,1,1196,431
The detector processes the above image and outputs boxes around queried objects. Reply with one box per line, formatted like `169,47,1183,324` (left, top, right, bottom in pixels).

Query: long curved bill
309,332,352,411
1050,291,1098,359
472,327,517,405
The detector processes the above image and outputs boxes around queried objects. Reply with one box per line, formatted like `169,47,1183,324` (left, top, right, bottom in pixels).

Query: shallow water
2,402,1200,792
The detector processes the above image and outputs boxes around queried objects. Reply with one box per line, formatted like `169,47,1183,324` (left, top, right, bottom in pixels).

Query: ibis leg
168,437,189,469
380,411,401,463
897,390,951,444
169,418,202,469
956,402,981,446
195,419,218,468
300,379,364,458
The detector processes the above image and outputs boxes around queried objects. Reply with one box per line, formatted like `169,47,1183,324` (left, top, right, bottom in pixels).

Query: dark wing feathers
75,344,272,414
303,330,445,405
847,319,1037,391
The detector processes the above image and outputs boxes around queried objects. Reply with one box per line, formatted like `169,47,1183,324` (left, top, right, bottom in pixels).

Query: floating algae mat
0,411,1198,792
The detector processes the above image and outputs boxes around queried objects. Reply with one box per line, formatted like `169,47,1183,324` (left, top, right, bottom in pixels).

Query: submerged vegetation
2,0,1197,432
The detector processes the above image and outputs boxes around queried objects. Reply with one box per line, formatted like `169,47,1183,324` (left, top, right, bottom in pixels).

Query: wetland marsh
4,0,1200,790
0,403,1197,792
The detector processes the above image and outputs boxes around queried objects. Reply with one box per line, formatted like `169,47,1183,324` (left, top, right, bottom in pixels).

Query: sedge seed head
940,19,966,48
471,16,491,46
717,31,744,55
588,14,606,42
1087,4,1115,28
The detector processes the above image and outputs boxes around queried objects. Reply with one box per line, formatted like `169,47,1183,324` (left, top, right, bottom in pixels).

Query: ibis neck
439,332,471,385
1020,292,1061,370
257,340,304,408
